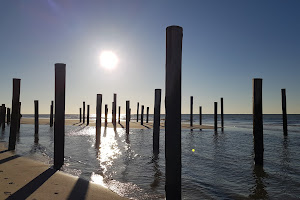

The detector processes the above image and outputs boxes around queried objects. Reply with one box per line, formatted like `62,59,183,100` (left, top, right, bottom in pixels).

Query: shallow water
1,114,300,199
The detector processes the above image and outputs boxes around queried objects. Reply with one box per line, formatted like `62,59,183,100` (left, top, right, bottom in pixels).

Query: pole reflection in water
249,165,268,199
150,153,162,189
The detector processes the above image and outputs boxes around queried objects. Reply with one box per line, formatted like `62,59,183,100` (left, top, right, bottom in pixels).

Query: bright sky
0,0,299,114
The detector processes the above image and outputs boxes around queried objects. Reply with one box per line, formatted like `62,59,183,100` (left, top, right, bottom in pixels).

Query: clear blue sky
0,0,299,114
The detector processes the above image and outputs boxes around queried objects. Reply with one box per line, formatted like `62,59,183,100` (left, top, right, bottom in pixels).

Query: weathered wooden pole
34,100,39,134
153,89,161,154
146,107,149,123
0,106,2,128
221,97,224,130
165,25,182,199
50,101,54,127
54,63,66,170
8,78,21,150
281,89,288,135
190,96,193,127
7,108,11,124
214,102,217,132
199,106,202,131
79,108,82,122
1,104,5,129
126,101,130,134
141,105,144,125
113,93,117,126
136,102,139,122
96,94,102,142
17,102,21,131
83,101,85,124
118,106,121,124
87,105,90,126
105,104,108,127
253,78,263,166
129,108,131,122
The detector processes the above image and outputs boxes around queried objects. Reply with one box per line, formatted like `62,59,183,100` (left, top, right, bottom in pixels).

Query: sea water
1,114,300,199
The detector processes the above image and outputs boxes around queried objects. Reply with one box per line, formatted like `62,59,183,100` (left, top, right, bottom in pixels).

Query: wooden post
105,104,108,127
112,102,114,123
214,102,217,132
96,94,102,142
79,108,82,123
165,25,182,199
83,101,85,124
146,107,149,123
153,89,161,154
8,78,21,150
1,104,5,129
221,97,224,130
34,100,39,134
199,106,202,131
281,89,288,135
253,78,263,166
87,105,90,125
141,105,144,125
113,93,117,125
137,102,139,122
54,63,66,170
50,101,54,127
129,108,131,122
17,102,21,131
126,101,130,134
190,96,193,127
7,108,10,124
0,106,2,128
118,106,121,124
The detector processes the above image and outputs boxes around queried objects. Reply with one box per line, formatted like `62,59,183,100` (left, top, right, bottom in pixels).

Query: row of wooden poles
1,26,289,200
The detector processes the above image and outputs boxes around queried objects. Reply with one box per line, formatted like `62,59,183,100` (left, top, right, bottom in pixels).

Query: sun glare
100,51,118,69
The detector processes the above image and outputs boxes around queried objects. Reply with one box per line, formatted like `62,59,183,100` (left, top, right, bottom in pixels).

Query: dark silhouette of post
253,78,263,166
1,104,5,129
214,102,217,132
0,106,2,128
190,96,193,127
129,108,131,122
87,105,90,126
34,100,39,134
146,107,149,123
221,98,224,130
83,101,85,124
7,108,11,124
8,78,21,150
137,102,139,122
141,105,144,125
118,106,121,124
54,63,66,170
199,106,202,131
79,108,82,123
50,101,54,127
126,101,130,134
96,94,102,141
105,104,108,127
281,89,288,135
165,25,182,200
112,102,114,123
17,102,21,131
113,93,117,125
153,89,161,154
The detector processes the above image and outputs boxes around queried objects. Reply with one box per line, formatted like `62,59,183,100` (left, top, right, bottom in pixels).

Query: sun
100,51,118,69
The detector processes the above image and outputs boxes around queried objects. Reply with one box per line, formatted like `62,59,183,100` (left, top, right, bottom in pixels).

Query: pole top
253,78,263,80
167,25,183,31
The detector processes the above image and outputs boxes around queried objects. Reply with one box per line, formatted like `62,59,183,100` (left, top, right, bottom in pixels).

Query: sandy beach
20,118,215,130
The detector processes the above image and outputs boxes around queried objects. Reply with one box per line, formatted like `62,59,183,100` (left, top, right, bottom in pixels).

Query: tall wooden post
8,78,21,150
153,89,161,154
129,108,131,121
79,108,82,123
141,105,144,125
126,101,130,134
34,100,39,134
83,101,85,124
137,102,139,122
118,106,121,124
87,105,90,125
221,97,224,130
214,102,217,132
190,96,193,127
54,63,66,170
199,106,202,131
165,25,182,200
253,78,263,166
50,101,54,127
105,104,108,127
1,104,5,129
281,89,288,135
113,93,117,125
0,106,2,128
146,107,149,123
7,108,10,124
17,102,21,131
96,94,102,142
